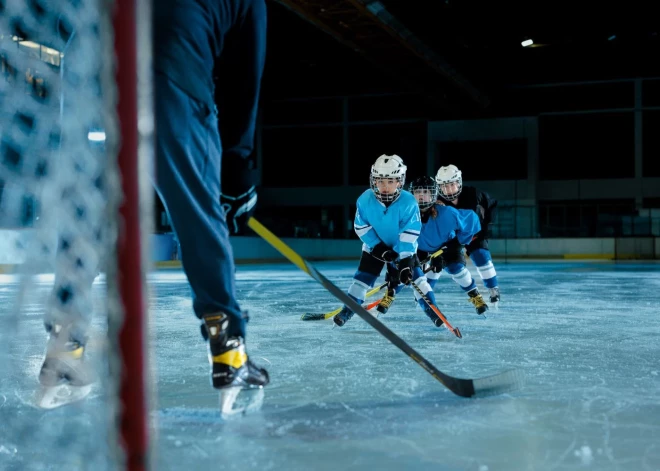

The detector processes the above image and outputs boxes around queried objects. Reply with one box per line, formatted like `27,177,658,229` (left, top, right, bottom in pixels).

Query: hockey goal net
0,0,151,469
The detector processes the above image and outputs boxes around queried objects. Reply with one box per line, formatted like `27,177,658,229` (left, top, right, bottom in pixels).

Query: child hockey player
377,176,488,316
333,155,445,328
436,165,500,306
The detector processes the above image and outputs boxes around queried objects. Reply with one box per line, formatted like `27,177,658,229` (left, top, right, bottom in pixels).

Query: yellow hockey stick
247,217,523,398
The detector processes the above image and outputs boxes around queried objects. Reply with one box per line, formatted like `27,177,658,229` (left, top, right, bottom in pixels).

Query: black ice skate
203,313,269,418
489,287,500,309
376,291,396,315
423,306,444,328
37,322,95,409
467,288,489,315
333,306,354,326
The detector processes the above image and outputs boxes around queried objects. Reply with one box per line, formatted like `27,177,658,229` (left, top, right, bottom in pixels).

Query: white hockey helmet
435,164,462,201
370,154,407,203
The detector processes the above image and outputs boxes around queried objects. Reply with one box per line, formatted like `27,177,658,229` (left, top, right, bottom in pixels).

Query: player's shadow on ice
156,389,517,442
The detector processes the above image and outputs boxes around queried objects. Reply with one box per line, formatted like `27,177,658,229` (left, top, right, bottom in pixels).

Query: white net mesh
0,0,142,468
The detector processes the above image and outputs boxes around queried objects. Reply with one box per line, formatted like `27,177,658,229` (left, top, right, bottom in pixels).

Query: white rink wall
1,230,658,272
226,235,659,261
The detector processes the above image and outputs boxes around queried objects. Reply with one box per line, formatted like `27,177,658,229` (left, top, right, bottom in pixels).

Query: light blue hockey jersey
417,204,481,252
353,189,421,259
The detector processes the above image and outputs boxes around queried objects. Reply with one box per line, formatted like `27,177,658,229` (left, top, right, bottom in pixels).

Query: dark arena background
1,1,659,470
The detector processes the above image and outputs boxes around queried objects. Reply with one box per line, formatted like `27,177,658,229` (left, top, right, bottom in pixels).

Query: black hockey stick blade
248,217,524,398
301,312,326,321
301,283,387,321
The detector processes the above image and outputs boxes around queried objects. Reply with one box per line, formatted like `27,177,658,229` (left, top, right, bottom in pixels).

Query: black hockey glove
430,255,445,273
398,256,415,285
384,262,400,289
220,154,258,235
372,242,398,263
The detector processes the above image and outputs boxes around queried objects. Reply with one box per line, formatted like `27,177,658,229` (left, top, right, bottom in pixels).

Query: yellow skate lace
469,294,487,309
379,295,395,309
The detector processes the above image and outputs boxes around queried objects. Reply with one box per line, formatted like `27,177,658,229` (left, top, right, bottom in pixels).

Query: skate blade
219,386,265,419
36,384,92,409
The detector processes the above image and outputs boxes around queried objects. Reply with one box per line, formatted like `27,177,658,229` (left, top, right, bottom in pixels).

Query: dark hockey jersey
438,186,498,239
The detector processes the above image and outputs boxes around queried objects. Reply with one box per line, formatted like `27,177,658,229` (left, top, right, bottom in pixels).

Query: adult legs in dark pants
152,0,268,402
154,75,243,334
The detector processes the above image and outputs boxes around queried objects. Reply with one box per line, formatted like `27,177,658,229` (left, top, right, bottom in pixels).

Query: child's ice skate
376,291,396,315
489,287,500,310
467,288,489,315
332,306,354,327
423,306,444,328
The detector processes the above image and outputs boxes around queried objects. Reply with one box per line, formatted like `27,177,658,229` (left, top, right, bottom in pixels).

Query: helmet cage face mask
370,155,407,203
370,175,405,203
435,165,462,201
409,177,438,211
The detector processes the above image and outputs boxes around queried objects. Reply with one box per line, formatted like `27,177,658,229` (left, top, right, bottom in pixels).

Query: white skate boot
36,323,95,409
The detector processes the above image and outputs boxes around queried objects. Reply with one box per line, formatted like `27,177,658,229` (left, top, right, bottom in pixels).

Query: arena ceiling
264,0,660,113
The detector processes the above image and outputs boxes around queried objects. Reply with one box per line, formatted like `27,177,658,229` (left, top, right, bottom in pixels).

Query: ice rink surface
1,259,659,471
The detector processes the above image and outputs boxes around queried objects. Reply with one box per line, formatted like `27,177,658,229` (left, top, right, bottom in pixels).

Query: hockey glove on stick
398,256,415,285
371,242,398,263
221,154,258,235
429,254,445,273
384,262,401,290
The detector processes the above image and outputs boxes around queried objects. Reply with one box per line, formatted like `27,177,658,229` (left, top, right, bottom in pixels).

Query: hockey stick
248,217,523,398
301,283,387,321
301,297,384,322
410,280,462,338
301,249,443,321
364,298,382,311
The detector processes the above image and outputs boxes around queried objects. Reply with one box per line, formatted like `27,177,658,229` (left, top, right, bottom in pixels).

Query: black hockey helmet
408,176,438,211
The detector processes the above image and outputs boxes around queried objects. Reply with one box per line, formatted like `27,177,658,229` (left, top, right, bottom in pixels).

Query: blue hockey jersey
417,204,481,252
353,189,421,259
